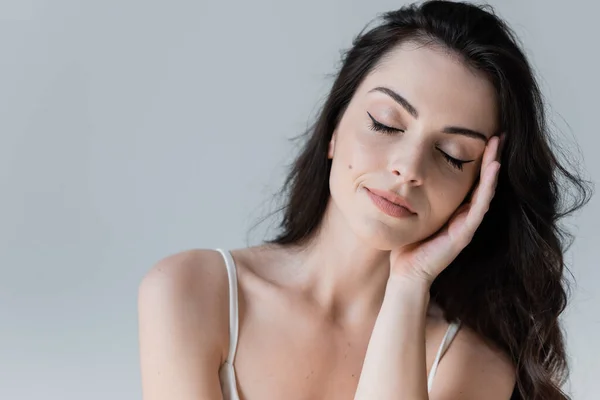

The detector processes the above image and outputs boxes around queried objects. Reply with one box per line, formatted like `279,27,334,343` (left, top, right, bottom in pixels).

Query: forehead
359,41,498,134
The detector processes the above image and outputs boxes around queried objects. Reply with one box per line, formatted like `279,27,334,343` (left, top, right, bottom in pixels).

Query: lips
365,187,416,214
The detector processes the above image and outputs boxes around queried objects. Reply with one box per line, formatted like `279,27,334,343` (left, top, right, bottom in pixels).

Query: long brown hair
256,1,593,398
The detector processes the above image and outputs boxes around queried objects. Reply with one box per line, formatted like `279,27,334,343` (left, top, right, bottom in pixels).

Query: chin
353,218,418,250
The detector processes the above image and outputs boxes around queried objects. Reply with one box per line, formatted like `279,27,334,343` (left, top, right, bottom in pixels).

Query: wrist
388,270,433,292
385,273,431,308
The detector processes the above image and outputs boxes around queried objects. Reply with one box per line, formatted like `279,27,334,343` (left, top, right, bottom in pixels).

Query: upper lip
366,187,417,214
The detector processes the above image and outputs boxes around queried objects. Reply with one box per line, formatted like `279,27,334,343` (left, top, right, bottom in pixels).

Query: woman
138,1,592,399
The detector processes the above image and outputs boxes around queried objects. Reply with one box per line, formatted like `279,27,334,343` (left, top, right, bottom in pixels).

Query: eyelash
366,112,466,171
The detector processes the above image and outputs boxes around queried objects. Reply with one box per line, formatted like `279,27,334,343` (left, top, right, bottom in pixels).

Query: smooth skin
138,42,516,399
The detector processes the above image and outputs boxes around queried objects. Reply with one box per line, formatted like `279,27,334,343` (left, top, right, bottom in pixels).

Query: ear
327,130,337,159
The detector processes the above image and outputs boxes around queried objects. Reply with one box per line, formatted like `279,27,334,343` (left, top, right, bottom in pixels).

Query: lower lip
365,189,416,218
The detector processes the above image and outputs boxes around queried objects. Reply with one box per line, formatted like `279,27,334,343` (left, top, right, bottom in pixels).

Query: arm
355,135,515,399
354,275,431,399
354,275,516,400
138,250,228,400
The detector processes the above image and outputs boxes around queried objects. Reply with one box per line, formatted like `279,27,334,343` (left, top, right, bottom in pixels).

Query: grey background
1,0,597,399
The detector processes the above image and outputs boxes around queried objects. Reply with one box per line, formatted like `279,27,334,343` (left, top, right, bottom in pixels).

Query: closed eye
367,112,404,134
437,150,474,171
367,111,476,171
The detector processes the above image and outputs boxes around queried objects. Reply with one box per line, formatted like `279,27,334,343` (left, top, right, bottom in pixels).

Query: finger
494,133,505,190
493,163,500,190
482,136,500,173
463,161,500,236
469,139,497,202
497,133,506,162
475,136,501,198
470,167,498,206
455,136,501,244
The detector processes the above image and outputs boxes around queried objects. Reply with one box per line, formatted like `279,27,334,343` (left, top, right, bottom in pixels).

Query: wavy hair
259,1,593,398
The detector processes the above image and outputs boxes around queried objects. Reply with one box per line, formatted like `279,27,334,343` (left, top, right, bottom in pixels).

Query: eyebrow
368,86,490,142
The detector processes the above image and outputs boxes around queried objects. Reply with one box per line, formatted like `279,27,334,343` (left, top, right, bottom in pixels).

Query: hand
389,134,505,285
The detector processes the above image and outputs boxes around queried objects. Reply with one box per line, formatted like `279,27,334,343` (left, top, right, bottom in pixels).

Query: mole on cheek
348,164,353,169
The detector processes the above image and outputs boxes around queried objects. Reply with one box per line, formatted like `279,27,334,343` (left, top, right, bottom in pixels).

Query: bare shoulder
137,248,231,400
139,248,229,305
138,248,231,357
430,324,517,399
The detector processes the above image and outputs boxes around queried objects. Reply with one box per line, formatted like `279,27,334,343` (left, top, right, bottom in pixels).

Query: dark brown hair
259,1,593,398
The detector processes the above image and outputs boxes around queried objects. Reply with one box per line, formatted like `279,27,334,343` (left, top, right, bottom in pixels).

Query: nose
389,146,425,186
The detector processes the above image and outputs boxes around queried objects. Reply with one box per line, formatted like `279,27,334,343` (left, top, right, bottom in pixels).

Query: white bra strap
215,248,239,365
427,320,461,392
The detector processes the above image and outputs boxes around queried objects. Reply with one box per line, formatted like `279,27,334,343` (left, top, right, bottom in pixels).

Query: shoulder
138,248,231,365
138,248,239,398
430,324,517,399
139,248,230,297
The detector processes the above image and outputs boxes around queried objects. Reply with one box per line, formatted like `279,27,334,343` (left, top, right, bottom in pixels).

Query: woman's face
328,42,499,249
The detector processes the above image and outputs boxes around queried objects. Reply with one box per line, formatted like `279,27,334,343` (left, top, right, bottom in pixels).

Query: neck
282,199,393,324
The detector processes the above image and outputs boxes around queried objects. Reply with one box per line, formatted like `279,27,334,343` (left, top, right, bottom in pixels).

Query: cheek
345,130,390,173
328,130,385,209
428,176,475,222
334,105,391,172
